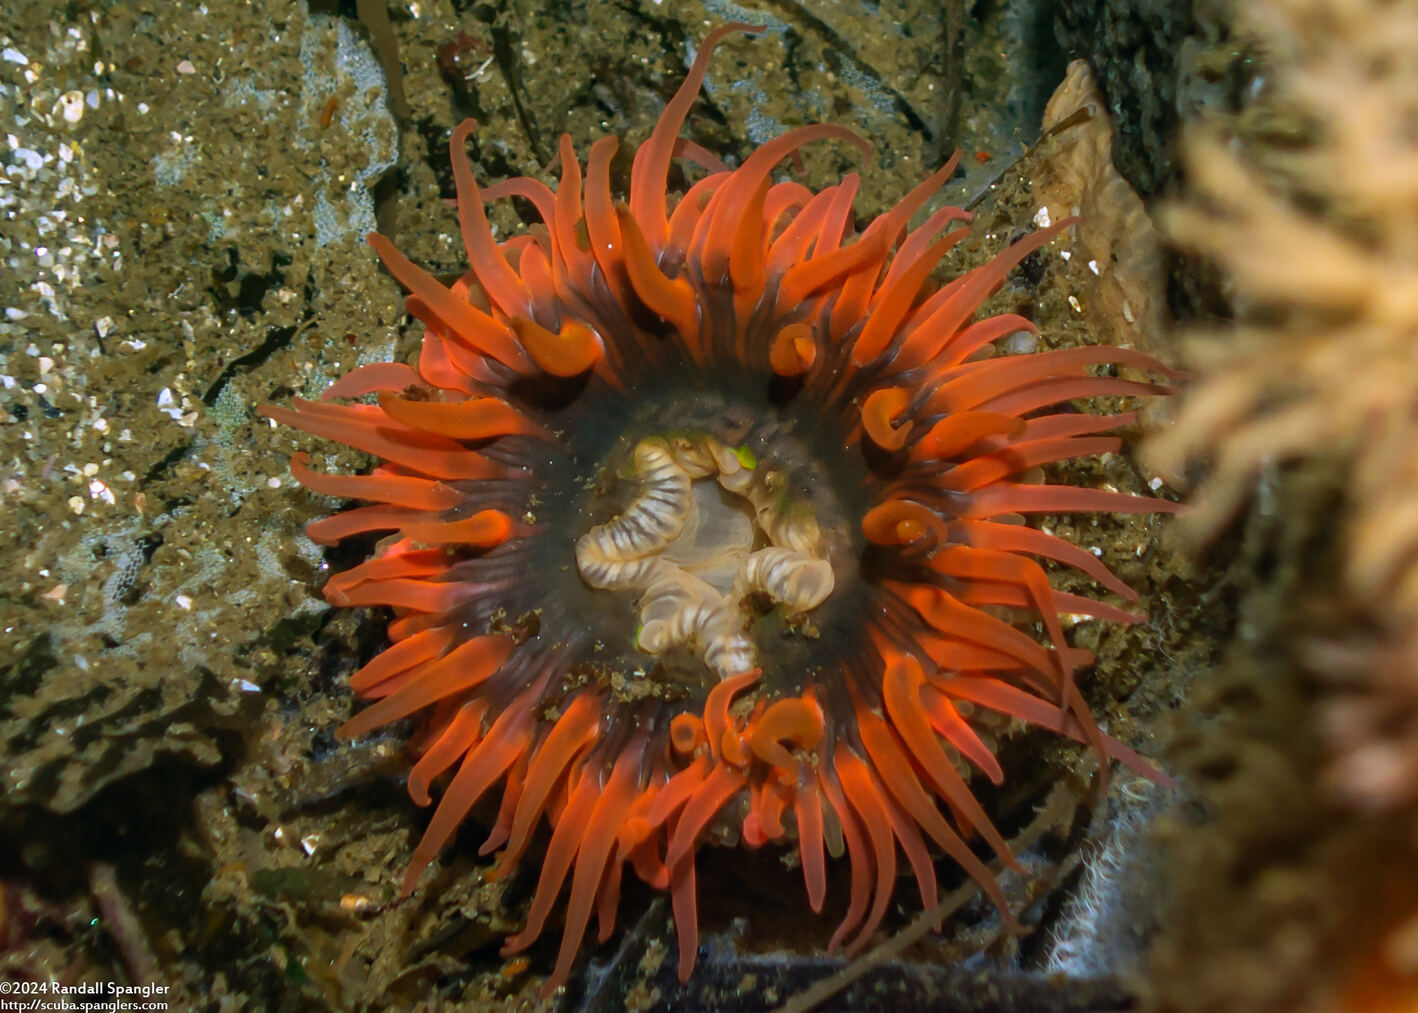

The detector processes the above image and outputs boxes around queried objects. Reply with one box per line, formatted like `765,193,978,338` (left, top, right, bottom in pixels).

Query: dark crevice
207,247,290,320
489,24,550,166
201,322,303,406
140,442,193,485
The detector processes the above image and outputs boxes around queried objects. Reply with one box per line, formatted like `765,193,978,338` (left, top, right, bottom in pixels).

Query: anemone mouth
575,430,837,680
260,21,1182,997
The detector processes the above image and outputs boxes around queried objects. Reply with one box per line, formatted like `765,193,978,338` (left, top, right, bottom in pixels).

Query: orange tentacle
745,694,825,771
322,362,428,399
407,699,490,806
347,624,456,695
499,693,602,873
326,575,481,613
703,669,760,764
397,509,516,547
912,411,1025,462
936,677,1172,783
646,752,712,830
627,22,763,255
906,221,1074,369
401,695,535,894
860,387,914,451
502,766,601,952
819,763,874,952
547,746,642,991
664,762,745,871
670,851,700,981
449,120,534,320
957,518,1139,600
777,229,887,309
337,635,513,739
861,498,949,547
376,393,545,442
259,401,501,481
552,134,595,284
795,771,828,913
918,687,1005,786
931,345,1177,415
963,482,1185,519
511,315,603,378
480,751,528,855
769,322,816,376
878,655,1018,865
584,137,631,308
617,208,702,344
367,232,531,372
289,452,465,511
852,228,968,365
855,702,1022,929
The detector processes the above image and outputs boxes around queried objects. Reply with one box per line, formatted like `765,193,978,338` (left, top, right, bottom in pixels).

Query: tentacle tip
742,815,766,848
514,316,603,377
1130,758,1178,788
1151,768,1180,789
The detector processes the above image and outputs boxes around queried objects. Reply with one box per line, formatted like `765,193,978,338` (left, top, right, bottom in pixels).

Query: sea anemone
262,23,1178,992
